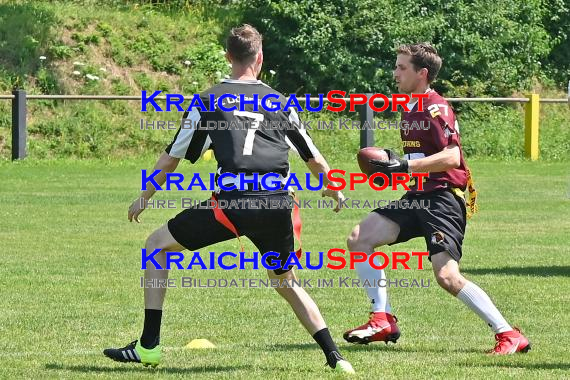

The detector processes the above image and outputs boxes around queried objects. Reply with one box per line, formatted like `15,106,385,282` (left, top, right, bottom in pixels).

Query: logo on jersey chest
402,140,421,148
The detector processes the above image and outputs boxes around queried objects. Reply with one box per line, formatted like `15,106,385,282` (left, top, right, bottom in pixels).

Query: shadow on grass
266,342,482,354
342,344,483,354
462,266,570,277
266,343,318,351
464,362,570,371
45,363,250,374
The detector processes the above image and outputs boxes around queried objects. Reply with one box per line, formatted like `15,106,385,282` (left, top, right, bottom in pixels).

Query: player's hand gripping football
128,196,147,223
369,149,409,175
321,188,346,213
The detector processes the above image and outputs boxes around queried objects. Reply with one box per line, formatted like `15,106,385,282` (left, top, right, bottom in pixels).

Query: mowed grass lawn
1,158,569,379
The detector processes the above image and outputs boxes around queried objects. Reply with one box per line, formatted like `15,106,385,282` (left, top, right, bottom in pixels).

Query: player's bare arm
305,154,345,212
407,144,460,172
128,152,180,223
369,144,460,177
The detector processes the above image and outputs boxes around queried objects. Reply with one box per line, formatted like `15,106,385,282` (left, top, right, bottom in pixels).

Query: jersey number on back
234,110,264,155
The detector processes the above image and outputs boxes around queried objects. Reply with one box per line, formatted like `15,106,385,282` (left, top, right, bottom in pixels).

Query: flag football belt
446,169,478,219
450,187,466,199
210,191,303,259
465,168,478,218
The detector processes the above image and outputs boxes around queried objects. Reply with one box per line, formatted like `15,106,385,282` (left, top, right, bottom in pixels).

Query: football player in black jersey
103,24,354,374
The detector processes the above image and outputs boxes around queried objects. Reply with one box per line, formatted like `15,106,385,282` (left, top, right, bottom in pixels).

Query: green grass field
1,158,569,379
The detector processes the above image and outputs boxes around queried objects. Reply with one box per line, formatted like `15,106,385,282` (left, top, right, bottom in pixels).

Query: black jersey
165,79,320,179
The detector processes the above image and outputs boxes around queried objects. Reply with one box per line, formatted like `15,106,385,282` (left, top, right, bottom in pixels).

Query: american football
357,147,390,175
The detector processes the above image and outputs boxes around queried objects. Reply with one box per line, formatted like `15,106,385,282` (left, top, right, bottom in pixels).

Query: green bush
240,0,552,97
36,67,60,94
458,103,525,159
538,103,570,160
0,2,56,89
542,0,570,87
48,44,73,59
181,42,230,81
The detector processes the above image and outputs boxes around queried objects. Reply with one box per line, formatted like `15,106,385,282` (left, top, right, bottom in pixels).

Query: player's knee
347,226,372,251
434,268,462,293
145,230,165,251
435,270,451,290
346,227,360,251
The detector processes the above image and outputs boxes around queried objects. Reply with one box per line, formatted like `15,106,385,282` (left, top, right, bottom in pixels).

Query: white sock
456,281,512,334
354,257,391,313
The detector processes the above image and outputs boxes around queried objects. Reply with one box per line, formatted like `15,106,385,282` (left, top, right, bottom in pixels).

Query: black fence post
358,93,374,148
12,89,27,160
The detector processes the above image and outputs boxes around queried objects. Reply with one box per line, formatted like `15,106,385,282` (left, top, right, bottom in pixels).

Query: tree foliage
240,0,553,96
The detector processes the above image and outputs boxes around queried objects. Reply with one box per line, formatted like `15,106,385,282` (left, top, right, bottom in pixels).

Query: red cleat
491,327,531,355
343,312,400,345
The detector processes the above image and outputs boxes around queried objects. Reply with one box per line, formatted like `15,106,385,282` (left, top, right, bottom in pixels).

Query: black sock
312,328,342,368
140,309,162,349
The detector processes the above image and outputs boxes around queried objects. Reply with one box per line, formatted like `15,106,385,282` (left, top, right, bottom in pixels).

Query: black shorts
168,191,295,275
373,189,467,262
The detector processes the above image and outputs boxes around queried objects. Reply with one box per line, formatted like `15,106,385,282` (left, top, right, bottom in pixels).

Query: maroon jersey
401,89,467,193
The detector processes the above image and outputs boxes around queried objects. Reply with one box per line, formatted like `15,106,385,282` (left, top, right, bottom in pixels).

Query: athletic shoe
327,351,355,374
343,312,400,345
491,327,531,355
103,340,161,367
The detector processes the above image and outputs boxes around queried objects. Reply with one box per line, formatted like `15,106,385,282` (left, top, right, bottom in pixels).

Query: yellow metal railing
524,94,541,161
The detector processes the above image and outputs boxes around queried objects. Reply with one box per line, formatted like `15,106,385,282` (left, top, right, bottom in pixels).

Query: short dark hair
226,24,262,65
397,43,442,83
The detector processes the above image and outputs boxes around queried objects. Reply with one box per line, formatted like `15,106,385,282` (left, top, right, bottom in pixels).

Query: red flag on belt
211,193,303,258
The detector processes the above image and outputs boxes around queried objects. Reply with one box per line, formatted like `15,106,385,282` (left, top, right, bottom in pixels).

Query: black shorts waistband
218,189,290,197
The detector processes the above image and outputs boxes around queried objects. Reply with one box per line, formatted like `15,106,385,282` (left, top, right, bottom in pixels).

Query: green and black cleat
103,340,161,368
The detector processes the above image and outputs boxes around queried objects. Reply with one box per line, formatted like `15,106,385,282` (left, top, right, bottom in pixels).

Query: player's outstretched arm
408,144,460,173
128,152,181,223
305,154,345,213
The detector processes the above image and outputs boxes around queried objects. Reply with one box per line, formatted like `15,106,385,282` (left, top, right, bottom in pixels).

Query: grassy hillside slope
0,1,568,161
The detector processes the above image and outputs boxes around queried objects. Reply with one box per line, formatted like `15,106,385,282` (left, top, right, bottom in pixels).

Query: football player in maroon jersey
343,43,530,355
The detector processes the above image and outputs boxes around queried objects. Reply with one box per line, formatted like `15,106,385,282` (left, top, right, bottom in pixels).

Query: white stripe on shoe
349,326,388,339
510,340,520,354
